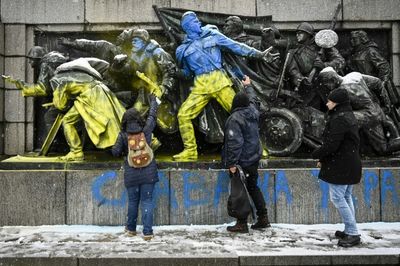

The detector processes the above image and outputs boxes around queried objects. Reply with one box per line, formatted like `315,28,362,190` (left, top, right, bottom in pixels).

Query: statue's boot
173,121,198,161
59,150,84,161
388,137,400,153
173,148,198,161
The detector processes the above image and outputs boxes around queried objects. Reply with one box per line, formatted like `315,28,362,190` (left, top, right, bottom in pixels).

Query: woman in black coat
312,88,362,248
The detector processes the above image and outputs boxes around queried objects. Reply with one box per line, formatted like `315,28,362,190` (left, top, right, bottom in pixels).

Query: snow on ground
0,222,399,258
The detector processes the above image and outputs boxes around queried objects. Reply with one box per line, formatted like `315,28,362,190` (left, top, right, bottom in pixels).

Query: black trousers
241,162,268,221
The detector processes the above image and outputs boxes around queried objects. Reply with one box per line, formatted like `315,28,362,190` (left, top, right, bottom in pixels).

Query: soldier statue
318,67,400,156
3,47,68,150
58,29,137,106
111,29,177,149
172,11,277,161
50,58,126,161
347,30,391,81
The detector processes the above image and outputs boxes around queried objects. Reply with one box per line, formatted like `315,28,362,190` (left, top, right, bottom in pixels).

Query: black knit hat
328,88,349,104
121,108,145,133
232,91,250,110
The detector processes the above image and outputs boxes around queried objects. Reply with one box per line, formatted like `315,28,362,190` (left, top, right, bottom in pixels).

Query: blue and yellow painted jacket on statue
176,25,263,78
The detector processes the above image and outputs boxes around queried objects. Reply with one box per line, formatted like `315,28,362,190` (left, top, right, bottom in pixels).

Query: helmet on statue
27,46,47,59
131,29,150,43
296,22,315,36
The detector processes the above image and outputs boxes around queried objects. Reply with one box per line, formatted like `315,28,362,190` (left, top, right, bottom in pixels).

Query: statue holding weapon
2,48,69,152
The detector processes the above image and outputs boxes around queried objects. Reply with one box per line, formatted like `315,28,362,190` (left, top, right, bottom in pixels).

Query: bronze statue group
4,10,400,246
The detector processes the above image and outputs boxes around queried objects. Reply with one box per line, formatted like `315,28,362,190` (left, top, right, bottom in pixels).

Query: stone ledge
240,254,400,265
0,254,398,266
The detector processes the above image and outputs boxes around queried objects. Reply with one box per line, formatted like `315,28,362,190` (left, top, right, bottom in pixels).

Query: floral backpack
127,132,153,168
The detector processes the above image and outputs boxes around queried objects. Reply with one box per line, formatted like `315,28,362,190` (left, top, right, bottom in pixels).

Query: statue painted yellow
51,59,125,161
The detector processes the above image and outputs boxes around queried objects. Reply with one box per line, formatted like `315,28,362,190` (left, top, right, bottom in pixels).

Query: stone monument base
0,152,399,226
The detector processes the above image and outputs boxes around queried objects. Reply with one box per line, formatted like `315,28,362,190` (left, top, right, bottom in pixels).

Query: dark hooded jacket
222,86,262,168
111,97,159,187
312,102,362,185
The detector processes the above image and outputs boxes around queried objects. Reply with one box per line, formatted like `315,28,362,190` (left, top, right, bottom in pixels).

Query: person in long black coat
312,88,362,247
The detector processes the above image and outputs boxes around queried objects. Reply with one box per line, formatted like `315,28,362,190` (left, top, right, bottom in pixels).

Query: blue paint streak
381,170,399,205
318,181,329,209
310,169,329,210
91,171,127,207
153,171,178,210
274,170,293,205
183,172,211,208
259,172,270,204
311,169,330,222
213,171,230,206
363,170,378,208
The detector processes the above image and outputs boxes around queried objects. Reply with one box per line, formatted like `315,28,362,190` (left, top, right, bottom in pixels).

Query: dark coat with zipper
312,102,362,185
111,97,159,188
222,86,262,168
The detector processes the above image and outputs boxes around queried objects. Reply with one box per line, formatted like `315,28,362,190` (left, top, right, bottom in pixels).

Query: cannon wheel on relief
260,107,304,156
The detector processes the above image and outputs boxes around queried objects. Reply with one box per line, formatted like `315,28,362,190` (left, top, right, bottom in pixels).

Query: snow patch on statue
55,57,109,80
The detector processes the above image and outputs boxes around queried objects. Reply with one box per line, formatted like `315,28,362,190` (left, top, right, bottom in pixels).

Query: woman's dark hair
121,107,145,131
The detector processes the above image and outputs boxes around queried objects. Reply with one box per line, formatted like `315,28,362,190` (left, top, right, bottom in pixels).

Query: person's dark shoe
251,215,271,230
227,220,249,233
338,235,361,247
334,230,348,239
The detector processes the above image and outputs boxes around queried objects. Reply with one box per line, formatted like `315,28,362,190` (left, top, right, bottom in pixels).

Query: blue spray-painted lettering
183,172,211,208
381,170,399,205
92,171,127,207
259,172,271,204
274,170,293,205
363,170,378,207
213,171,230,206
311,169,330,222
153,171,178,209
310,169,329,209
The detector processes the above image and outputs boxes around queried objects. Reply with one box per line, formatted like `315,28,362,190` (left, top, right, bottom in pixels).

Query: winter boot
124,227,137,237
334,230,347,239
143,234,154,241
251,215,271,230
338,235,361,247
227,220,249,233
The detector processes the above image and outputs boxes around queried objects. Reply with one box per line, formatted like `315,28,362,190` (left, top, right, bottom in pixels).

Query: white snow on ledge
0,222,399,258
